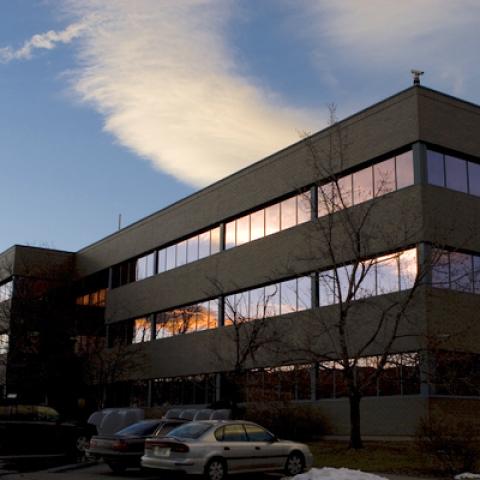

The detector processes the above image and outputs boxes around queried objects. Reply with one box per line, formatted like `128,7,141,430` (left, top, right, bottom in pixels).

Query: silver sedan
141,420,313,480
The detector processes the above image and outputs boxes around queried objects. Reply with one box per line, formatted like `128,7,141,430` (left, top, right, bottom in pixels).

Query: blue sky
1,0,480,253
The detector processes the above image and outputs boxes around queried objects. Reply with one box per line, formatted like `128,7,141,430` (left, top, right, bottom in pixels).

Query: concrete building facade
1,85,480,434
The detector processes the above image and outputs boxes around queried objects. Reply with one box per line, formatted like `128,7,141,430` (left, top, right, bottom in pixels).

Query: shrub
416,416,480,474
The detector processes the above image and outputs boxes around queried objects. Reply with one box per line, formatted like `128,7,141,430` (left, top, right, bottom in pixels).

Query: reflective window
353,167,373,205
236,215,250,246
249,287,265,320
297,276,312,310
133,317,151,343
264,284,280,317
281,197,297,230
222,424,248,442
336,265,353,303
158,249,167,273
250,210,265,241
376,254,399,294
318,182,335,217
374,159,395,196
468,162,480,196
136,252,155,281
399,248,418,290
187,236,199,263
474,256,480,294
280,279,297,314
0,281,13,302
198,231,210,259
165,245,176,271
432,251,450,288
445,155,468,193
297,191,312,223
427,150,445,187
337,175,353,208
176,241,187,267
354,261,376,299
449,252,472,292
265,204,280,236
319,270,335,306
210,227,221,254
225,221,236,250
395,151,414,189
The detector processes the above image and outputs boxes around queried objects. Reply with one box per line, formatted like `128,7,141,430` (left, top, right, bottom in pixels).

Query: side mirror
269,435,278,443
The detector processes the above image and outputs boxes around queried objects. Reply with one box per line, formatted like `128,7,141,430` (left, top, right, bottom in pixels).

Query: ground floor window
152,374,216,406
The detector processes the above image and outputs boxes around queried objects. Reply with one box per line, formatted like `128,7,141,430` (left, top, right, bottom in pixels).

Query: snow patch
455,474,480,480
290,467,390,480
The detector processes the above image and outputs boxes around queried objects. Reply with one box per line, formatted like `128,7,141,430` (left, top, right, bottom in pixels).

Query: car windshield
166,422,211,439
116,421,160,436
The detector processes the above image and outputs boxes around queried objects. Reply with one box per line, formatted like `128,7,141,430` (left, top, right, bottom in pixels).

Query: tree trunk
349,392,363,449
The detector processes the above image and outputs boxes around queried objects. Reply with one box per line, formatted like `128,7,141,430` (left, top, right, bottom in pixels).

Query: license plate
154,447,171,457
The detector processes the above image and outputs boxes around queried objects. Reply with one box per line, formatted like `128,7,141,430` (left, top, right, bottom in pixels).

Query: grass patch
308,440,447,477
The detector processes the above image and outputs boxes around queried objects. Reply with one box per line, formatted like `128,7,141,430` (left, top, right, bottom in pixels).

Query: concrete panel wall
106,186,425,322
75,88,421,278
316,396,428,436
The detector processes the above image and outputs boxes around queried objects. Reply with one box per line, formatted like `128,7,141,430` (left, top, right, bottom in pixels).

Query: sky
1,0,480,253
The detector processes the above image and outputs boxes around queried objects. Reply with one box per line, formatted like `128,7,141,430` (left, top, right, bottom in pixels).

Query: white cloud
300,0,480,97
0,20,87,63
57,0,318,187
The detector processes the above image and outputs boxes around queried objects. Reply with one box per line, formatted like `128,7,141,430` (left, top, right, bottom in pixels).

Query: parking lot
0,462,279,480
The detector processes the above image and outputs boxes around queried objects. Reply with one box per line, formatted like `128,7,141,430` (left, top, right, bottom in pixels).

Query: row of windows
427,149,480,196
0,281,13,303
75,288,107,307
132,299,219,343
112,226,221,288
319,248,418,306
126,247,419,345
111,150,415,291
137,354,420,407
432,249,480,293
225,276,311,323
238,353,420,402
318,150,414,217
225,192,311,249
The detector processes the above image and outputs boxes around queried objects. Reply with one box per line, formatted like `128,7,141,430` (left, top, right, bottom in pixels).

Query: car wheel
74,435,90,461
285,451,305,476
204,457,227,480
106,462,127,474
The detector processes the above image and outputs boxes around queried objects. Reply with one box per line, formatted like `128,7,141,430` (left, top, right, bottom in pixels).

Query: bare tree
288,110,435,448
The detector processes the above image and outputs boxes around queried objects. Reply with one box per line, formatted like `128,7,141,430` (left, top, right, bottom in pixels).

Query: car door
215,424,253,473
244,424,287,470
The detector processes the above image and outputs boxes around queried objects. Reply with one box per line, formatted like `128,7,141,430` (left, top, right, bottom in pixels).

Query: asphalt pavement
0,462,446,480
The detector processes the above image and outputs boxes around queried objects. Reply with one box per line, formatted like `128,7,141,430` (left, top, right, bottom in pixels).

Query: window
427,150,445,187
445,155,468,193
133,317,151,343
280,197,297,230
136,252,155,281
395,151,414,189
265,203,280,235
374,159,395,196
353,167,373,204
319,150,413,219
250,210,265,241
468,162,480,196
221,424,248,442
176,241,187,267
245,424,274,442
0,281,12,302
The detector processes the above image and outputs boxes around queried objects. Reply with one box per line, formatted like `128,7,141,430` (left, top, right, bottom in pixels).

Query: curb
47,460,99,473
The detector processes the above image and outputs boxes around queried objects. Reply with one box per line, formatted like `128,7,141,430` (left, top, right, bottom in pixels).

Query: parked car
141,420,313,480
88,418,186,473
0,405,94,460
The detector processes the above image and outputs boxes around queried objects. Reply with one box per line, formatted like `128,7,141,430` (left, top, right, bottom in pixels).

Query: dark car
88,418,186,473
0,405,94,460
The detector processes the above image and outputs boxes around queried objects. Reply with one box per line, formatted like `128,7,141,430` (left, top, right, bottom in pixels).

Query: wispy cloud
299,0,480,98
58,0,318,187
0,20,87,63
